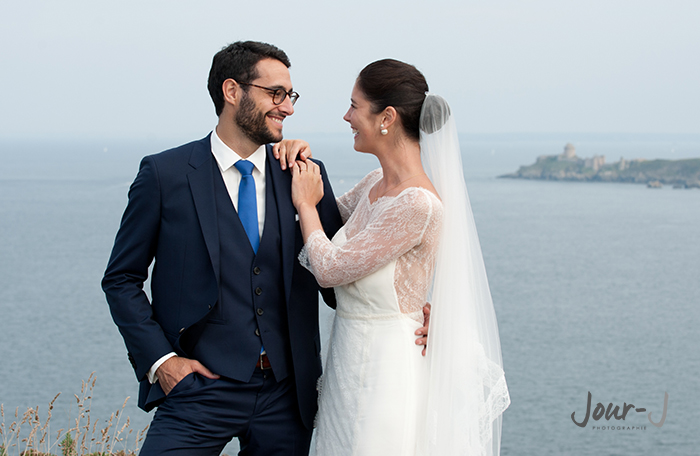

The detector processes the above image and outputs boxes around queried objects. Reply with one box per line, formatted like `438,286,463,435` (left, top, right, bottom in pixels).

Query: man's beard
235,93,282,145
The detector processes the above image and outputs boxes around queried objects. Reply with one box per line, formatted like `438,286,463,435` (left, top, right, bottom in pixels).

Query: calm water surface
1,134,698,455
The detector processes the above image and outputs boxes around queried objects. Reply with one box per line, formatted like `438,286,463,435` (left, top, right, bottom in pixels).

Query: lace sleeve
336,169,382,223
302,188,439,288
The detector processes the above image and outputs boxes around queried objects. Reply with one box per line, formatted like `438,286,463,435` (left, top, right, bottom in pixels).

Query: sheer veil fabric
419,94,510,455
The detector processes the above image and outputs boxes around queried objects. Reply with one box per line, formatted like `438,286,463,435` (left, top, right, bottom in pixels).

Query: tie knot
234,160,255,176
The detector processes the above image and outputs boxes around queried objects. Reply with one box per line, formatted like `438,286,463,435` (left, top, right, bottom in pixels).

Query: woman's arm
300,189,438,288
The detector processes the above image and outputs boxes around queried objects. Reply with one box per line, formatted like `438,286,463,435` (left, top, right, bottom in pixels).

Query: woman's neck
375,140,423,185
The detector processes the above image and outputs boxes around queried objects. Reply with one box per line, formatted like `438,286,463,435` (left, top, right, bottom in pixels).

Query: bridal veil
419,94,510,455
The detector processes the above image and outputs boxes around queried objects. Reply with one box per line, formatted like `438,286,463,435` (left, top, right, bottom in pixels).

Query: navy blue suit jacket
102,135,342,428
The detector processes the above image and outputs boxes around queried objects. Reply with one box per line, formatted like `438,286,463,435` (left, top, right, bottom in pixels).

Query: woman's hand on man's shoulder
273,139,313,170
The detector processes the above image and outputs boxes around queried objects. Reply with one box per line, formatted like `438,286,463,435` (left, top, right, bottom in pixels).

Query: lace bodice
300,169,443,321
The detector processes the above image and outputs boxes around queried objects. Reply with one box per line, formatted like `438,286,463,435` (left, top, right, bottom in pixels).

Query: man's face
235,58,295,145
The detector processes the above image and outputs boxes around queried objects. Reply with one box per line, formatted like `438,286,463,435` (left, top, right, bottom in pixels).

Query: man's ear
222,79,240,106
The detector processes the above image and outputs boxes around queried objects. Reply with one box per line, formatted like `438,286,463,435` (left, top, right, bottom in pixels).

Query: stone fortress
503,143,700,189
537,143,642,173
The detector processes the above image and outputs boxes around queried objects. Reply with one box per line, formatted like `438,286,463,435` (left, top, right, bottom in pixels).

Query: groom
102,41,343,455
102,41,428,455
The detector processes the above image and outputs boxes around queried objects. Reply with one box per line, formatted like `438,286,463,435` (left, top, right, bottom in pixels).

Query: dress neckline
365,168,441,207
367,185,441,207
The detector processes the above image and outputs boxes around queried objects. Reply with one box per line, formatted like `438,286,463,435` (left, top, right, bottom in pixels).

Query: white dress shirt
147,129,269,384
210,128,267,237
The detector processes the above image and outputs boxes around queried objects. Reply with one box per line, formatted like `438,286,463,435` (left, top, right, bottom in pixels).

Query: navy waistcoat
191,158,291,383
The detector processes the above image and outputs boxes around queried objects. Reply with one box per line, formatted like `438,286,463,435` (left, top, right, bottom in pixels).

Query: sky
1,0,699,141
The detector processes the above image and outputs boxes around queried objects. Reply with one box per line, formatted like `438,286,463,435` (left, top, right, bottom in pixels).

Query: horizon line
1,131,700,144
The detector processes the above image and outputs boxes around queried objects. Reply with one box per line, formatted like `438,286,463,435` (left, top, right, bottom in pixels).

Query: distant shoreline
499,143,700,189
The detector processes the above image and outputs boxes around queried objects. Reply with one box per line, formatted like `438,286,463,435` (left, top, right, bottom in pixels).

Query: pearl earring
380,124,388,135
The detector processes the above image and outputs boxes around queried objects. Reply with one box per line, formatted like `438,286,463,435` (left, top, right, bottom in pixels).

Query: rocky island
499,143,700,189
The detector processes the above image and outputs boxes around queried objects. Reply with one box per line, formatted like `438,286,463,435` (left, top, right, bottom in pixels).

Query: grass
0,373,147,456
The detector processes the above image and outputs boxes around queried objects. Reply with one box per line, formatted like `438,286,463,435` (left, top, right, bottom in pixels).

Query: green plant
60,433,75,456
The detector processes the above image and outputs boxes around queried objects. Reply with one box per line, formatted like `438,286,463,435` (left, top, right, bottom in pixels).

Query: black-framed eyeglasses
238,82,300,106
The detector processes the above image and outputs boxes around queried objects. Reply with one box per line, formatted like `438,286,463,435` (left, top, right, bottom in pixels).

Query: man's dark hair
207,41,291,116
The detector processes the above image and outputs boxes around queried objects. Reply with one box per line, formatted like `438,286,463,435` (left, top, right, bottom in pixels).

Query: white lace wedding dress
300,168,443,456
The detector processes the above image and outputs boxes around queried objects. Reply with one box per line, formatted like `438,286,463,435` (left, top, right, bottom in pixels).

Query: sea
1,133,699,455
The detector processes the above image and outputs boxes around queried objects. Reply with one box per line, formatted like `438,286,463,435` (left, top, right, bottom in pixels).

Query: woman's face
343,82,382,153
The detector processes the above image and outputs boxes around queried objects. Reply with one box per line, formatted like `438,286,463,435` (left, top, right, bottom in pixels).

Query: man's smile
268,113,285,126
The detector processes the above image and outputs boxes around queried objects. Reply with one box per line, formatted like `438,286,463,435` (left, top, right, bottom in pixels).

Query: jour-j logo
571,391,669,428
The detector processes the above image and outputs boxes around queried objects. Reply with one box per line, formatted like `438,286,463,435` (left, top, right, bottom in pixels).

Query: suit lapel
187,141,295,297
188,135,221,285
265,145,296,303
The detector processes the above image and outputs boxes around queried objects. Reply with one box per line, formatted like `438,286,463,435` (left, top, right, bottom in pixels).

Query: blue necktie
234,160,259,253
235,160,265,357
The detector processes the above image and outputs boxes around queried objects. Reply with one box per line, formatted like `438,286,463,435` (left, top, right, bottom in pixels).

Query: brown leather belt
256,353,272,370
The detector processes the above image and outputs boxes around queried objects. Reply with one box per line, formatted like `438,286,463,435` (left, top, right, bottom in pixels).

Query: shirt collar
211,128,267,174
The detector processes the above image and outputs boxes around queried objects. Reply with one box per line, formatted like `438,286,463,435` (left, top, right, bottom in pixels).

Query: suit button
179,327,185,334
255,328,260,336
257,308,264,316
253,267,261,275
255,287,262,296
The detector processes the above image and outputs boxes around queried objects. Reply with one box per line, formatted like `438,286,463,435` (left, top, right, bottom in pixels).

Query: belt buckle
259,353,271,370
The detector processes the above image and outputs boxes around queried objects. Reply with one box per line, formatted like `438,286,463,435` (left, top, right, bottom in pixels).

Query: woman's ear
381,106,398,129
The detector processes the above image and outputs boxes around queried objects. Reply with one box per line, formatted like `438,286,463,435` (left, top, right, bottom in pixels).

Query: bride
288,59,509,455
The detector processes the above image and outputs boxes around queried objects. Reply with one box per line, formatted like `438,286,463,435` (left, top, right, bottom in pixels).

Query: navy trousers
139,369,312,456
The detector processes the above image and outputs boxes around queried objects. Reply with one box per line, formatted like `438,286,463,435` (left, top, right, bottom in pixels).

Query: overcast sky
1,0,698,141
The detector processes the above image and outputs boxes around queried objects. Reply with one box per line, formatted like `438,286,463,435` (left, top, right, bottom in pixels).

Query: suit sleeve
313,159,343,308
101,156,175,381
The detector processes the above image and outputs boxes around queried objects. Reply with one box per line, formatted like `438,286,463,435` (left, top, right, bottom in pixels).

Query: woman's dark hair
208,41,291,116
356,59,429,142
